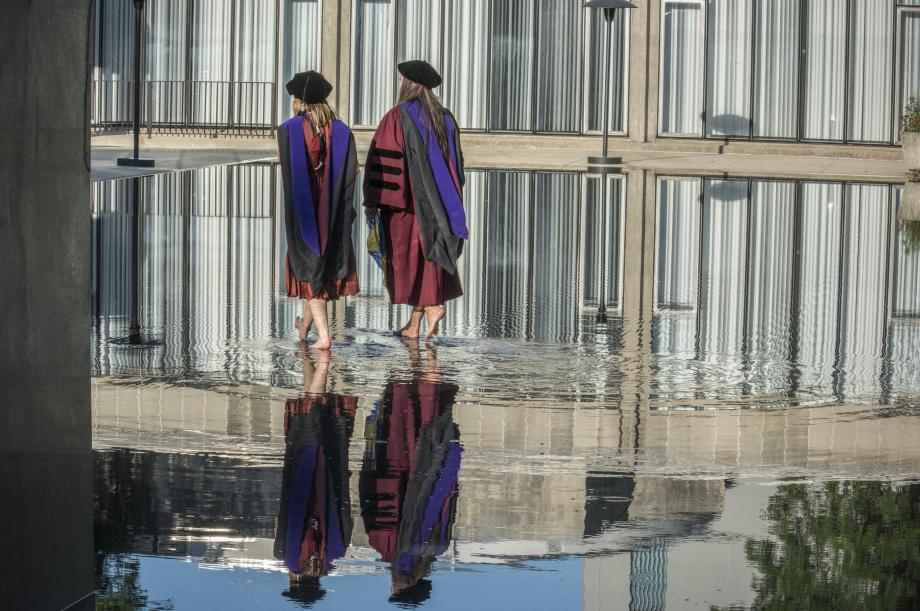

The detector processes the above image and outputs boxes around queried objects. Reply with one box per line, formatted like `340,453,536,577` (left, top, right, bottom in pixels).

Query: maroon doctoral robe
364,107,464,307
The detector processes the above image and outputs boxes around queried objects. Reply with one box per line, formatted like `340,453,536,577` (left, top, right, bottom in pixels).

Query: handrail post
228,81,235,133
146,81,153,138
270,82,278,138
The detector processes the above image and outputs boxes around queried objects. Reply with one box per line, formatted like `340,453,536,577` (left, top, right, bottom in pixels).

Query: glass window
280,0,323,122
584,8,628,133
746,180,796,394
660,1,704,136
490,1,535,131
234,0,277,127
582,175,624,309
838,184,891,397
535,0,583,133
145,0,188,126
396,0,442,66
706,0,753,138
699,179,748,356
531,173,582,342
752,0,799,139
484,172,532,337
898,8,920,141
796,182,843,395
189,0,233,126
656,178,701,310
803,0,846,140
654,177,701,357
442,0,489,129
352,0,394,126
847,0,893,143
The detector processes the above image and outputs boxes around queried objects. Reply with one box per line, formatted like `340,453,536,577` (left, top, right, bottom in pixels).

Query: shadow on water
90,165,920,609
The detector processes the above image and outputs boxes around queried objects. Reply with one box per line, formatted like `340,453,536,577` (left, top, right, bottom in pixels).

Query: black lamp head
133,0,147,9
583,0,638,7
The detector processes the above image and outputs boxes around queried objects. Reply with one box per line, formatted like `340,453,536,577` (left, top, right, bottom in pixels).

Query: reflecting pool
91,165,920,609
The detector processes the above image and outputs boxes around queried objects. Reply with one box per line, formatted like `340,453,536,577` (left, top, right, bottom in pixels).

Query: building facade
92,0,920,150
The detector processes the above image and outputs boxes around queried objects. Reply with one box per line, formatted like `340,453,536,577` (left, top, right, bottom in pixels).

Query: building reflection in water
360,343,461,604
274,353,356,605
88,164,920,605
91,164,918,407
654,177,915,403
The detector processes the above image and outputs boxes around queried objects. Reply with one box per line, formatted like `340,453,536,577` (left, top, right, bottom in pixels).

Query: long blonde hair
399,79,450,161
292,98,336,128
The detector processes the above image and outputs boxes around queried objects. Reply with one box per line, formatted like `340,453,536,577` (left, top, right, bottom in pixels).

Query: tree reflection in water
743,481,920,610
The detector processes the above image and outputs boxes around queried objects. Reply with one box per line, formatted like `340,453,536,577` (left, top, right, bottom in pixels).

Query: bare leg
295,300,314,341
398,307,425,338
424,305,446,339
308,298,332,350
302,352,329,395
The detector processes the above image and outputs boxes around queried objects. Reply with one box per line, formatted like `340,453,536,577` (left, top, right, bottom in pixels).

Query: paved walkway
91,146,274,181
91,134,911,183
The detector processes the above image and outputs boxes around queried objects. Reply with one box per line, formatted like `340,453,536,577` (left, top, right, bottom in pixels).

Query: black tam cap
285,70,333,104
398,60,442,89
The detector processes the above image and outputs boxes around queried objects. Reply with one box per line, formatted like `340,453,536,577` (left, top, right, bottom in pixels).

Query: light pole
584,0,635,169
117,0,155,168
584,0,634,322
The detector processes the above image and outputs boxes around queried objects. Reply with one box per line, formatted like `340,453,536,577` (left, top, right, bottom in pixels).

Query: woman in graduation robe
274,354,357,603
363,60,468,339
279,70,359,350
359,348,462,603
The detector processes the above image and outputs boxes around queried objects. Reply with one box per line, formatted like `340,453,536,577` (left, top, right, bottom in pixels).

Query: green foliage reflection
743,481,920,610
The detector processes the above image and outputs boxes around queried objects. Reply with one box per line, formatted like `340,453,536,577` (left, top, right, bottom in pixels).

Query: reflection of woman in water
279,70,360,351
359,344,462,604
274,353,357,604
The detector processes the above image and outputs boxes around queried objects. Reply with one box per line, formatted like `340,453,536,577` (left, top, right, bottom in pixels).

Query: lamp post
584,0,634,322
584,0,635,169
117,0,155,168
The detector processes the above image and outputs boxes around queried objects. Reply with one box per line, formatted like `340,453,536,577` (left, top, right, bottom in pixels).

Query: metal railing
91,79,278,137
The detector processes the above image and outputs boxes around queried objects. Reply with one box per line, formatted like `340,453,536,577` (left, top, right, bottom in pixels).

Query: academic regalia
279,113,360,300
359,379,462,597
274,394,357,578
364,101,468,307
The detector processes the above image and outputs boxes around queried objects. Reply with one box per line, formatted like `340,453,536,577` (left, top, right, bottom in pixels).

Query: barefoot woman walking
279,71,359,350
363,60,468,339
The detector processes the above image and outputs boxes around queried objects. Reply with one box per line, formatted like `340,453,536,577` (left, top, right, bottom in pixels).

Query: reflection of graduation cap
398,60,442,89
285,70,333,104
283,576,326,607
389,578,433,607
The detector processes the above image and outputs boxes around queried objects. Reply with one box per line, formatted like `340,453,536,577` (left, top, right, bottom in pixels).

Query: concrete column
633,0,662,144
323,0,354,122
618,170,657,453
627,0,653,143
0,1,95,609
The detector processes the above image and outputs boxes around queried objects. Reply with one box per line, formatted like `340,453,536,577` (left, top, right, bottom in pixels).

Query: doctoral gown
274,394,357,577
279,115,360,300
364,103,468,307
359,379,462,593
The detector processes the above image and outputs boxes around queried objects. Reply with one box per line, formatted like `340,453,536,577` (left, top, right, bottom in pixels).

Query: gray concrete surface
0,2,95,609
91,145,274,181
92,132,909,182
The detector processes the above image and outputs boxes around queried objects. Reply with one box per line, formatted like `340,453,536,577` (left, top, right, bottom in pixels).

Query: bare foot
295,316,311,342
425,306,446,339
397,324,420,339
312,335,332,351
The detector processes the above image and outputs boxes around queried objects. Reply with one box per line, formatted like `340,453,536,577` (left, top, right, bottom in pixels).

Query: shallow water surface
91,165,920,609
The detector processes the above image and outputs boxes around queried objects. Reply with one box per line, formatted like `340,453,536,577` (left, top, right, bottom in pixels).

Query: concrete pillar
0,1,94,609
323,0,354,122
618,170,657,452
628,0,662,144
